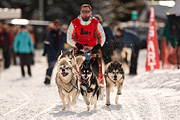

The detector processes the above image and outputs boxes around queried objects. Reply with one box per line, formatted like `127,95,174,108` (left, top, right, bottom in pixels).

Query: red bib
72,18,99,46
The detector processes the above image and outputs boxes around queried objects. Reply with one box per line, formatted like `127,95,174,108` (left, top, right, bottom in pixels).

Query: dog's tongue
81,76,88,81
61,72,68,77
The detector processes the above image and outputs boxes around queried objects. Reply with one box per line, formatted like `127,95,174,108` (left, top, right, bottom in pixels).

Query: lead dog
55,57,79,110
79,59,99,111
105,61,124,106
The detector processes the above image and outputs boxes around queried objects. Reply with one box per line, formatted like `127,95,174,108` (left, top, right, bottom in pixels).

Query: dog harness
58,74,78,93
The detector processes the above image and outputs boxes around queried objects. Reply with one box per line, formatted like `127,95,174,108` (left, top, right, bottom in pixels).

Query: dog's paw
117,92,122,95
106,103,111,106
62,107,66,110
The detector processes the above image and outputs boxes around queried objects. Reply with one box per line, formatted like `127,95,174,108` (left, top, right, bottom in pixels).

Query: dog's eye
66,67,71,70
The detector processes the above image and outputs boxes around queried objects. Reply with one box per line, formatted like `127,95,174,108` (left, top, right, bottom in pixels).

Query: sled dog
55,57,79,110
79,59,99,111
105,61,124,106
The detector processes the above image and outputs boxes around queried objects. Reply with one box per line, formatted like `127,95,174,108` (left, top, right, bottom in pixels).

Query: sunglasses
81,10,91,13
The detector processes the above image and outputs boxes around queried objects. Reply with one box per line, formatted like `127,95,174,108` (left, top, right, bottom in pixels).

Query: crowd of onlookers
0,22,69,78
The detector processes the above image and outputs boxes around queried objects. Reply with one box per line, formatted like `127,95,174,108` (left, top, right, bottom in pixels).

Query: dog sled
74,46,105,86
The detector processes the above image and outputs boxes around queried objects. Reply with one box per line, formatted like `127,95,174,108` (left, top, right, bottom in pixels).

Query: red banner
145,6,160,71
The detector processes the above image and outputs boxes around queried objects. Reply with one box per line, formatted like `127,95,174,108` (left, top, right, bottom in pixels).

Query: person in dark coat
43,20,67,85
94,14,114,64
114,28,141,75
0,24,13,69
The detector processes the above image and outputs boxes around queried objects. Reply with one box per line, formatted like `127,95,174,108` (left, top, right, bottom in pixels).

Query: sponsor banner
145,6,160,71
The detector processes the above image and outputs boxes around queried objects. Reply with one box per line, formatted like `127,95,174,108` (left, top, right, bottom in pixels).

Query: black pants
129,46,140,75
19,53,32,76
101,47,113,64
3,48,10,68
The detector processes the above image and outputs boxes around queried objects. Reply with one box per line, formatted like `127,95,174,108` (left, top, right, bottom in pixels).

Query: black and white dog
79,59,99,111
105,61,124,106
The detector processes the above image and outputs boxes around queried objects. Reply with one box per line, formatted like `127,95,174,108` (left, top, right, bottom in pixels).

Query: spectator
43,20,67,85
42,23,54,46
13,25,34,77
94,14,114,64
10,25,18,65
0,23,13,69
61,24,70,50
114,28,141,75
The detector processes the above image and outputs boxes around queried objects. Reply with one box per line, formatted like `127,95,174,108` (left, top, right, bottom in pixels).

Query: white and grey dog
55,57,79,110
105,61,124,106
55,50,85,110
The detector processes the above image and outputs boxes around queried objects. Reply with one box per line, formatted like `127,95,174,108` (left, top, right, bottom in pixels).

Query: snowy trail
0,49,180,120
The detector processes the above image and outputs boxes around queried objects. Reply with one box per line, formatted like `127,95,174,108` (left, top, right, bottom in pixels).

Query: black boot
44,78,50,85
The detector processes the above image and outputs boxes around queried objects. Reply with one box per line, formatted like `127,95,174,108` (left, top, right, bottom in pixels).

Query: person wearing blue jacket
14,25,34,77
42,20,67,85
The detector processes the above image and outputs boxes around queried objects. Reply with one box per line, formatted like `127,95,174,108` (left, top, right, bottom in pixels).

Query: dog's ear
57,55,61,62
120,63,122,67
61,50,64,55
70,49,74,55
105,61,111,70
76,56,85,68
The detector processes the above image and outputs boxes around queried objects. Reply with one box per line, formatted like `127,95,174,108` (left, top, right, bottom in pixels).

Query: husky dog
79,60,99,111
55,57,79,110
105,61,124,106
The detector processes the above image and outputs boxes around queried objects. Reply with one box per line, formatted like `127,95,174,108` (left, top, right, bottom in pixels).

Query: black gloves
92,44,101,54
75,43,83,50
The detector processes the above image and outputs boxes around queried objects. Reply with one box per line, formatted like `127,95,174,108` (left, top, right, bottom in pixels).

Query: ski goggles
81,10,91,13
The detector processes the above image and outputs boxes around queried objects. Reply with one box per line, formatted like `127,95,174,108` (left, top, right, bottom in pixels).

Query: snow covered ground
0,49,180,120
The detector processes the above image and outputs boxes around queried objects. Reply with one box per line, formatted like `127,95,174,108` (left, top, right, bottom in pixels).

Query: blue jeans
45,61,56,81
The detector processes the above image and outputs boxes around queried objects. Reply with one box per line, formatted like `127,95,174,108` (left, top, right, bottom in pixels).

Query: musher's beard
82,16,90,21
